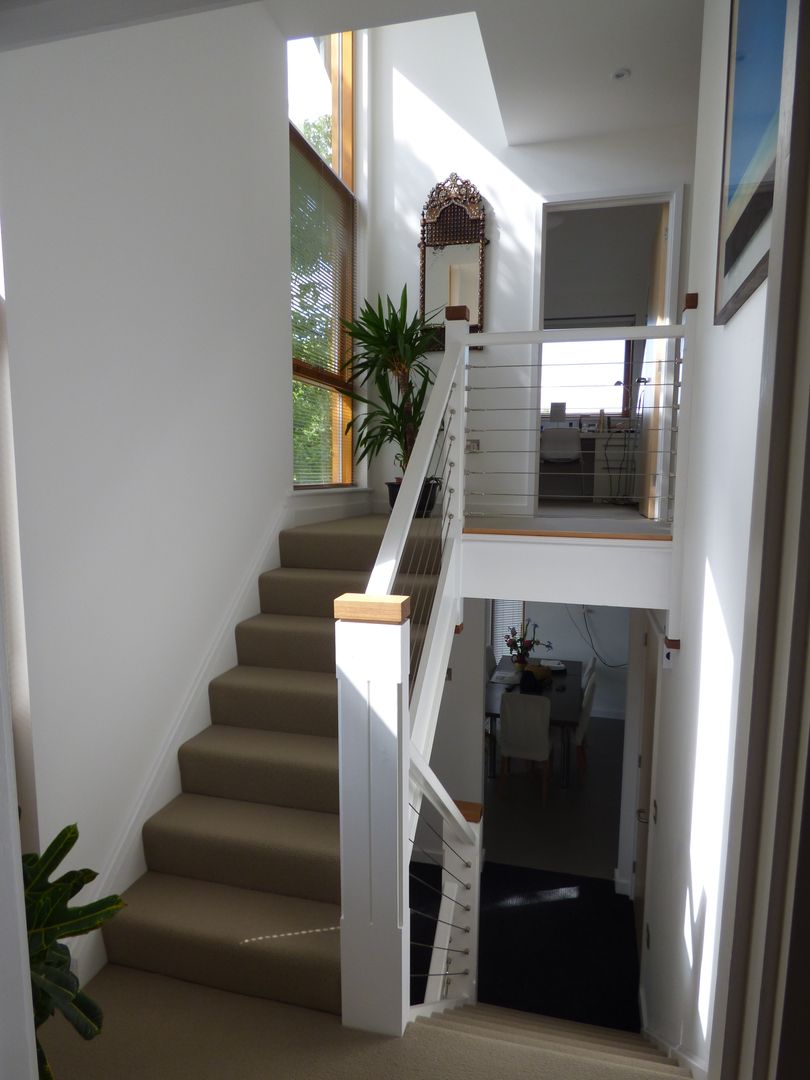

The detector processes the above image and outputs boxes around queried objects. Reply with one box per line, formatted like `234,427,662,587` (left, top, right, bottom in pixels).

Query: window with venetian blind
288,33,355,487
490,600,525,660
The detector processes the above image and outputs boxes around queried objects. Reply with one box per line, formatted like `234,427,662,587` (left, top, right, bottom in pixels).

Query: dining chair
581,655,596,688
538,427,585,498
575,673,597,780
499,692,552,803
485,643,497,681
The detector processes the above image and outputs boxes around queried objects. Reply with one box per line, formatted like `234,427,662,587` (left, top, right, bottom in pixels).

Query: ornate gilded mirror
419,173,487,349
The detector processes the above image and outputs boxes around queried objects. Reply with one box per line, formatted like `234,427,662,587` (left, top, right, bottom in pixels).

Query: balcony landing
464,501,671,541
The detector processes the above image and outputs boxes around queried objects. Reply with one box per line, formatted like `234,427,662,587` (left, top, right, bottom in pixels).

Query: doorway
536,192,683,532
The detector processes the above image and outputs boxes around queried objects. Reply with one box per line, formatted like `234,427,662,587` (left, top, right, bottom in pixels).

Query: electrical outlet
663,647,674,669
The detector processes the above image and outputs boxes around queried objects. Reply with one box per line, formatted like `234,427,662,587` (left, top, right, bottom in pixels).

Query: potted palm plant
342,287,441,516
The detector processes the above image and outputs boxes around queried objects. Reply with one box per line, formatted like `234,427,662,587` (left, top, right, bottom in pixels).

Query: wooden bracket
454,800,483,823
684,293,699,310
454,623,464,635
664,637,681,650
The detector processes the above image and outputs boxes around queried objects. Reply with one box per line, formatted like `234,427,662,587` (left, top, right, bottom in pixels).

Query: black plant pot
386,477,441,518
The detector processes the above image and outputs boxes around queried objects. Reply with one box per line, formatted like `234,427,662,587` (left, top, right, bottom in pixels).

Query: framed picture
715,0,788,325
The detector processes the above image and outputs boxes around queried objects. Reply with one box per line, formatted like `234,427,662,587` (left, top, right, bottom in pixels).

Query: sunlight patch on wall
689,559,734,1038
391,68,539,269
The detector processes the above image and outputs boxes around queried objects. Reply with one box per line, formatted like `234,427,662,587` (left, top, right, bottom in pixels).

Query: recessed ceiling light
612,67,632,81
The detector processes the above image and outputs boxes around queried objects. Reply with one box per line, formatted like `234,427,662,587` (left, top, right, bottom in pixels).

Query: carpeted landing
40,966,687,1080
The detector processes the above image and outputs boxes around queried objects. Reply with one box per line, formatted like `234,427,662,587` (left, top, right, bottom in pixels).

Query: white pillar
0,555,38,1077
335,593,411,1036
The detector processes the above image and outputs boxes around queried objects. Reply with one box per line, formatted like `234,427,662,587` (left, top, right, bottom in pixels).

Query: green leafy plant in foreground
24,824,124,1079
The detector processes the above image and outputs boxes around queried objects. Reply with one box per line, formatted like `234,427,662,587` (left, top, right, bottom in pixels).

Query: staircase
415,1004,690,1078
104,514,397,1013
100,511,688,1079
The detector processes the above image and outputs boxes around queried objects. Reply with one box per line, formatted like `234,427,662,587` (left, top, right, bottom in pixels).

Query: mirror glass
419,173,487,348
424,244,479,321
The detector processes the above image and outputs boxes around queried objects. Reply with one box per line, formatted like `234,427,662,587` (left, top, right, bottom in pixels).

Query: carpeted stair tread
466,1003,648,1047
209,666,337,737
451,1007,652,1050
142,793,339,904
412,1017,688,1079
279,514,443,574
235,613,336,671
259,567,370,617
178,725,338,813
419,1015,684,1072
258,565,439,624
279,515,388,570
104,872,340,1014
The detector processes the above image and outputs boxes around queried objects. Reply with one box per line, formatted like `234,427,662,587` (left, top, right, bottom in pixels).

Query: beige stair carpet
41,966,689,1080
103,515,437,1018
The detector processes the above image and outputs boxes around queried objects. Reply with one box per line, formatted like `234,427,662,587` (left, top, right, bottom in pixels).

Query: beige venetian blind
290,125,355,486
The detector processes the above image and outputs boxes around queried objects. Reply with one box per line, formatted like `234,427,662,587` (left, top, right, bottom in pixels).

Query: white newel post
444,308,469,620
334,593,411,1036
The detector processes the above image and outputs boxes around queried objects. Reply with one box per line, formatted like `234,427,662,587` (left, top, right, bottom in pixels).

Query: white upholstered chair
575,673,597,779
539,427,585,497
499,692,552,803
581,656,596,688
485,644,497,681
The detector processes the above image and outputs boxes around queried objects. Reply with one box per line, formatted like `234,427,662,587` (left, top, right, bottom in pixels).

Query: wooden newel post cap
445,305,470,321
333,593,411,624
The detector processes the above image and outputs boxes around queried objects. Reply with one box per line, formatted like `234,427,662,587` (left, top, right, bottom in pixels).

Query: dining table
485,655,583,786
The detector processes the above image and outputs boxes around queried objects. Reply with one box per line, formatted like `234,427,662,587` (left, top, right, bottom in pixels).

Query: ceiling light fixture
612,67,632,81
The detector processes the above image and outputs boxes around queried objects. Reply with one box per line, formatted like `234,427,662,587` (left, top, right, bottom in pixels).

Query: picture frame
714,0,789,325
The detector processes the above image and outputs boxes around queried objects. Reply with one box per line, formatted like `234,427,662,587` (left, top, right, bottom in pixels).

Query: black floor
477,861,641,1032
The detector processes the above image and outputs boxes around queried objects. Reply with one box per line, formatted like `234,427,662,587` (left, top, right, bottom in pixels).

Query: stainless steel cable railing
463,343,684,525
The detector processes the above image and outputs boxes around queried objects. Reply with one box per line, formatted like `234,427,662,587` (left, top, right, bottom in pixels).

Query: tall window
288,33,355,487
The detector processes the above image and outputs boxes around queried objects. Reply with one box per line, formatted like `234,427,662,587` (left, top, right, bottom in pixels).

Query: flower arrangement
505,620,552,667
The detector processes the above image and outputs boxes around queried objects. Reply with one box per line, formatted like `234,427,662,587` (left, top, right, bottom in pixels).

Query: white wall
0,2,295,934
638,0,768,1073
367,13,696,517
524,601,628,719
429,598,486,804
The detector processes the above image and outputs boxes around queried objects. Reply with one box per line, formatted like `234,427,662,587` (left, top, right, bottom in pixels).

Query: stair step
178,725,338,813
104,872,340,1014
209,666,337,737
422,1013,677,1068
258,566,439,623
142,793,340,904
235,613,335,671
465,1003,649,1049
259,567,370,618
415,1016,688,1076
279,515,387,570
278,514,443,574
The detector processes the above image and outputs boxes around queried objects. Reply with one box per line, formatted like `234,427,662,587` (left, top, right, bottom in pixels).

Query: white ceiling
0,0,704,145
477,0,704,144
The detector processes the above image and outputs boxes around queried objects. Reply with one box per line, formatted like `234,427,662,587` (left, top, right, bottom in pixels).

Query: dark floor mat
477,861,641,1032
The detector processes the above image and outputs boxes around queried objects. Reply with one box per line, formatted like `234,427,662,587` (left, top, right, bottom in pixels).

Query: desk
486,657,583,785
